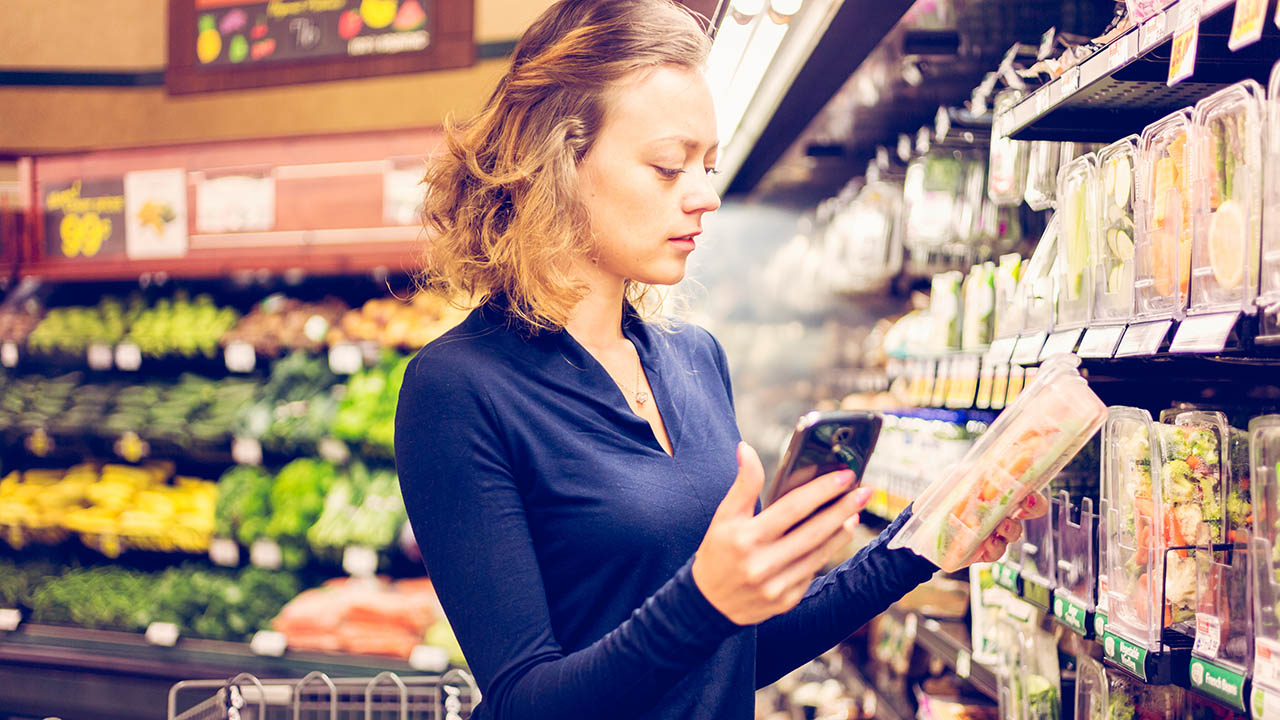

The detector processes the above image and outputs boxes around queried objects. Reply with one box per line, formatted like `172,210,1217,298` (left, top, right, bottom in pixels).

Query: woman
394,1,1041,718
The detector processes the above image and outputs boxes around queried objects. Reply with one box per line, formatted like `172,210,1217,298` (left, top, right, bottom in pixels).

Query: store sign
1229,0,1268,49
193,0,431,68
124,169,189,260
43,179,127,260
1054,595,1088,635
1078,325,1126,358
1104,632,1149,681
1190,658,1246,710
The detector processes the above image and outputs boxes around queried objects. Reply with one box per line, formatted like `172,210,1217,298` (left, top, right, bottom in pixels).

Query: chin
632,264,687,287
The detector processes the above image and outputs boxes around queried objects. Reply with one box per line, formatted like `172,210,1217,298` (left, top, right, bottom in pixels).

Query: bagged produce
889,355,1107,571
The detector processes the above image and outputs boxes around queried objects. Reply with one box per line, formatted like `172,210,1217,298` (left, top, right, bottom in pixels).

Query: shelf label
360,340,383,367
87,343,113,370
1194,612,1224,659
318,436,350,464
1255,637,1280,691
409,644,450,673
1063,66,1081,94
1023,579,1051,609
209,538,240,567
1116,319,1172,357
1167,0,1201,86
1078,325,1126,358
114,431,149,463
1095,612,1109,638
1104,632,1149,681
224,341,256,373
1254,681,1280,720
145,621,180,647
1107,35,1132,72
343,545,378,577
1040,328,1082,361
114,342,142,371
328,343,363,375
232,436,263,466
1229,0,1268,49
1054,595,1088,635
250,630,288,657
1140,11,1170,52
26,427,53,457
987,336,1017,364
250,539,282,570
1012,332,1047,365
0,608,20,632
1034,87,1052,117
1,342,17,368
1170,311,1238,353
1190,657,1247,710
955,648,971,680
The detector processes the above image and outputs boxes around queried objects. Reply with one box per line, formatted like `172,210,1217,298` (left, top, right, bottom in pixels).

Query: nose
682,171,721,215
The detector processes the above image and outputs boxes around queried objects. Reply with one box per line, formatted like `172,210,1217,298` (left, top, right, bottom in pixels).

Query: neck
564,258,628,353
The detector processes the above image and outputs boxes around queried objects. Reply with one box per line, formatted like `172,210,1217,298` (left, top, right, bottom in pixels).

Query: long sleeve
753,506,938,688
395,352,742,720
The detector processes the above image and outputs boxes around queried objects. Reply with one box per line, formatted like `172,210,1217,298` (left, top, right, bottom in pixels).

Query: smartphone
762,410,883,510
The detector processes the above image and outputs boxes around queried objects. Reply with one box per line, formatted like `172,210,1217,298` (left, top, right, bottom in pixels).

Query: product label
1167,0,1201,86
1024,579,1051,609
1104,632,1149,681
1054,595,1089,635
231,436,263,466
1169,311,1238,353
1194,612,1223,658
1078,325,1126,358
1116,319,1172,357
1254,637,1280,690
1140,11,1170,52
1190,657,1246,709
1040,328,1082,361
250,630,288,657
1229,0,1268,49
997,562,1021,591
1253,682,1280,720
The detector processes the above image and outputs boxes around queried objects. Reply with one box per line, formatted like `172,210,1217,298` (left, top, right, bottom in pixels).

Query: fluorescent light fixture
714,13,789,146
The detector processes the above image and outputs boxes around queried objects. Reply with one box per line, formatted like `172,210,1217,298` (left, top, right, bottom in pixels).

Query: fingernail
852,487,874,506
1025,494,1036,508
833,470,855,488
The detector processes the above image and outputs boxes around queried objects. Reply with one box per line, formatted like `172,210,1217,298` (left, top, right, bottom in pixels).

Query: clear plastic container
1262,62,1280,328
1106,668,1183,720
963,262,997,350
1022,215,1060,334
1017,627,1062,720
932,271,964,351
1095,136,1140,324
996,253,1025,340
990,89,1031,207
827,179,906,293
971,563,1006,665
889,355,1107,571
1188,80,1265,316
1250,415,1280,690
1075,655,1107,720
955,155,988,246
1056,491,1098,615
1020,501,1056,593
1025,141,1062,212
1135,109,1194,321
1056,153,1100,329
906,152,965,250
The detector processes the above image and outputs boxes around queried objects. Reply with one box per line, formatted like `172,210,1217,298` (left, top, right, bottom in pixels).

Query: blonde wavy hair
420,0,712,332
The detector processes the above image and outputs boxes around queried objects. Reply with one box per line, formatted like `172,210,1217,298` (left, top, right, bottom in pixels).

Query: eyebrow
649,135,719,154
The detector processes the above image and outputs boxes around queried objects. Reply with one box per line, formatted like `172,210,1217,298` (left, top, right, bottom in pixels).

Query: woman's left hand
958,492,1050,566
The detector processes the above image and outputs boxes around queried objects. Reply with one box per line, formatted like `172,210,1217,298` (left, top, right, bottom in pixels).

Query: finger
756,468,860,540
968,536,1007,565
714,442,766,520
993,518,1022,543
1009,492,1048,520
753,487,870,578
761,520,856,603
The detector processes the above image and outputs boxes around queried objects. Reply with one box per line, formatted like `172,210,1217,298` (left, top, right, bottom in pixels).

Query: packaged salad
1057,153,1100,330
1095,136,1140,324
1105,668,1183,720
990,89,1031,207
1249,416,1280,693
1077,655,1107,720
1135,109,1195,321
1189,81,1265,316
889,354,1107,571
1261,62,1280,339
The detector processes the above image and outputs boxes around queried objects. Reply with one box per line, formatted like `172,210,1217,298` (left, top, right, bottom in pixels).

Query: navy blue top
394,298,937,720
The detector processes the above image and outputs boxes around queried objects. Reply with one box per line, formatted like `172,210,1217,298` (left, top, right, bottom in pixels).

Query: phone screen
764,411,882,509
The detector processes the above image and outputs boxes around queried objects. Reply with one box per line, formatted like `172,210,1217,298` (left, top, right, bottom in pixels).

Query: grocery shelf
1005,0,1280,141
833,651,913,720
886,606,1000,701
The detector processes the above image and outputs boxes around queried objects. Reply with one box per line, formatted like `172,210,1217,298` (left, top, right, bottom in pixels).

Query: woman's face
576,64,721,287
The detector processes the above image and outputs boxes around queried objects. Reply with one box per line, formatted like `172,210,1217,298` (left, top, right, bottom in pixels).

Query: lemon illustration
60,214,83,257
360,0,398,29
198,28,223,64
81,213,110,257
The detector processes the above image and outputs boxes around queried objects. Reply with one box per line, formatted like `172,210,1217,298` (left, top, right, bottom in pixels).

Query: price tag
145,621,180,647
303,315,329,344
1255,637,1280,691
987,336,1017,364
1140,11,1170,52
409,644,450,672
232,436,263,466
343,545,378,577
1116,319,1172,357
1078,325,1126,358
114,431,149,463
1062,66,1081,94
1039,328,1082,361
0,342,17,368
1194,612,1223,658
318,436,350,464
114,342,142,371
0,608,20,631
1169,311,1238,353
1229,0,1267,49
26,427,53,457
224,341,256,373
360,340,382,367
1107,34,1133,72
250,630,288,657
1034,86,1053,116
250,539,282,570
1012,332,1047,365
87,343,113,370
209,538,240,567
955,648,971,680
1167,1,1201,86
328,343,363,374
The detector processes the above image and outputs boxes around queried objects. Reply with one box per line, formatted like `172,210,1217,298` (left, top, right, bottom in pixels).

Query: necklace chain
634,348,649,407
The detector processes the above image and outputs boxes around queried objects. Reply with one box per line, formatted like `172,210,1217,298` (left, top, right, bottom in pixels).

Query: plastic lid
1095,135,1141,324
1055,153,1100,330
1135,108,1194,321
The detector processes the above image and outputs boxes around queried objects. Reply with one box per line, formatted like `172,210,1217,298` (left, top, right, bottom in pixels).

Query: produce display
235,351,338,455
1095,136,1139,324
213,464,274,546
0,462,217,555
904,152,965,251
26,297,134,354
1189,81,1265,315
1056,153,1099,329
325,292,467,350
1136,109,1194,320
331,351,409,457
1017,627,1060,720
0,306,41,345
307,461,407,555
263,458,337,569
931,272,963,351
221,295,349,355
890,355,1107,571
123,291,240,358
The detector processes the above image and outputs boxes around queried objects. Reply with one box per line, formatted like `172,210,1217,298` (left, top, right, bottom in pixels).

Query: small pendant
635,391,649,406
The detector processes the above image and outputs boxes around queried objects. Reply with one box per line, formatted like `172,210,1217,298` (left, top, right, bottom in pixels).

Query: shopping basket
167,669,479,720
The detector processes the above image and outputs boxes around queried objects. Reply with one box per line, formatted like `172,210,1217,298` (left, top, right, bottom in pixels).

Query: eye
705,167,721,176
654,166,684,180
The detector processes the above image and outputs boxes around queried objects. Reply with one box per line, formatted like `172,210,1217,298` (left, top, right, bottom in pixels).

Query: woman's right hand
691,442,872,626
